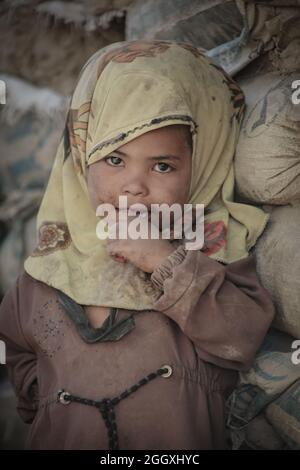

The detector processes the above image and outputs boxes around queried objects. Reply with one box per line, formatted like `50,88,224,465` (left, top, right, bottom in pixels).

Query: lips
115,206,149,217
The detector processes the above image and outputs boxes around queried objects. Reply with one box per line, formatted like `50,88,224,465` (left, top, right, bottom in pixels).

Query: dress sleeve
151,245,276,371
0,274,39,424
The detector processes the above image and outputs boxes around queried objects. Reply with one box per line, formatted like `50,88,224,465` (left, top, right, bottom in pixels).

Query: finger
106,242,127,263
111,253,127,263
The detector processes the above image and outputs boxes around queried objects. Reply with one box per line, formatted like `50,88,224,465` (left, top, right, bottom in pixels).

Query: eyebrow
110,149,182,161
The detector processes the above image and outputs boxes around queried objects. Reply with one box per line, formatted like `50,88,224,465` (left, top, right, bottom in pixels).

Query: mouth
115,206,150,218
113,207,181,236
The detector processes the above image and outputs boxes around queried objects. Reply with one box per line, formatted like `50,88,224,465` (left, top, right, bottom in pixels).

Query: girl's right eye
105,156,124,166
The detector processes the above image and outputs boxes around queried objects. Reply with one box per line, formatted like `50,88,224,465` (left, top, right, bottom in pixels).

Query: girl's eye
153,162,173,173
105,156,124,166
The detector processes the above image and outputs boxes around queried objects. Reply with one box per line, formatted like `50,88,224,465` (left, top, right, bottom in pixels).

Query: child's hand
105,213,176,273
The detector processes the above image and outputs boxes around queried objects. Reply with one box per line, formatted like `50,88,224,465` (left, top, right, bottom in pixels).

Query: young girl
0,40,275,450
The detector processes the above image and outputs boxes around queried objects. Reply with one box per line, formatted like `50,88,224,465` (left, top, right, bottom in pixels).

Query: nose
120,170,148,199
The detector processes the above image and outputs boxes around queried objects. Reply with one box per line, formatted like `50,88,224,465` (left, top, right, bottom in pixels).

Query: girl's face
87,124,192,213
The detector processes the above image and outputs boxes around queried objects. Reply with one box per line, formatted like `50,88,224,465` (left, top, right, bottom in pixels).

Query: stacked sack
210,0,300,449
0,0,127,95
0,75,69,295
126,0,243,49
231,2,300,340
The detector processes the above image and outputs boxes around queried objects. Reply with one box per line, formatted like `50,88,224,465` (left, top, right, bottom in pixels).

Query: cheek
153,178,187,206
87,166,117,210
173,180,191,206
87,168,104,209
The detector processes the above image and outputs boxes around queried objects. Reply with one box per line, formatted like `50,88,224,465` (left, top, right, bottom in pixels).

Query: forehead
115,124,192,153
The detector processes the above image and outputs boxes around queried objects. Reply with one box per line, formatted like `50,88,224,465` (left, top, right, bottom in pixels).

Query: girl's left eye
153,162,173,173
105,156,124,166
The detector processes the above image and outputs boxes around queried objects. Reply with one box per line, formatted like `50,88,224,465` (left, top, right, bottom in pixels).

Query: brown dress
0,246,275,450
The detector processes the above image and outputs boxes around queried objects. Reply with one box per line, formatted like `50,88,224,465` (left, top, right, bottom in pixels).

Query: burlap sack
234,67,300,205
254,204,300,337
0,3,124,95
0,75,68,197
0,75,67,295
226,4,300,205
126,0,243,50
208,1,300,75
244,414,285,450
266,385,300,450
227,328,300,450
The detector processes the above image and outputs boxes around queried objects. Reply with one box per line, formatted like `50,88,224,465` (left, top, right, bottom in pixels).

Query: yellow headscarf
24,40,270,310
